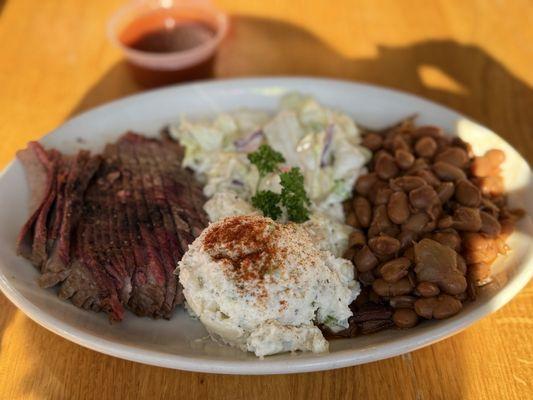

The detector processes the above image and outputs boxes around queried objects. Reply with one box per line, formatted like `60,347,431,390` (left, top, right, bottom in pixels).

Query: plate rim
0,76,531,375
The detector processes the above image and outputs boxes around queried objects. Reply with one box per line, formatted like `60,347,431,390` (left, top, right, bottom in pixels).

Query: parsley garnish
248,145,310,223
251,190,282,220
247,144,285,177
280,167,311,223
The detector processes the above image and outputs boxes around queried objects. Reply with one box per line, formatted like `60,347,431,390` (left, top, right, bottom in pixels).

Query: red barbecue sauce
119,10,217,87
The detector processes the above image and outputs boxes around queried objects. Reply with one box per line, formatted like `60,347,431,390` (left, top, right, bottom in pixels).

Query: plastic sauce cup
108,0,228,87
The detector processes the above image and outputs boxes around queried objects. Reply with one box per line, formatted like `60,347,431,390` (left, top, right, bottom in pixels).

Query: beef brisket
17,132,208,321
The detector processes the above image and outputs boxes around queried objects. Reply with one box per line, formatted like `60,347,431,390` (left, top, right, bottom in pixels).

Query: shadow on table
15,13,525,400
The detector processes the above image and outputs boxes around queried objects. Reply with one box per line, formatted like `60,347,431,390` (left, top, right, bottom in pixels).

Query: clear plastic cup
108,0,228,87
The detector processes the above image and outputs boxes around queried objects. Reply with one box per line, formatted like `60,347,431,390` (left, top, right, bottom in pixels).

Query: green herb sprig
248,145,310,222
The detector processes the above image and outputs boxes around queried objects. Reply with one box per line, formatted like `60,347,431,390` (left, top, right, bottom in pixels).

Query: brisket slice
18,132,208,321
16,142,58,263
116,136,167,317
39,152,101,287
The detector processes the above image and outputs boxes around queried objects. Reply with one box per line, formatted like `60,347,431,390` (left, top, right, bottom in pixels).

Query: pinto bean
414,294,462,319
437,215,454,229
375,152,399,180
368,204,399,238
452,207,482,232
407,158,431,173
479,211,502,237
381,257,411,283
435,147,469,168
403,213,430,233
471,149,505,177
345,211,359,228
355,173,379,196
348,230,367,248
389,295,417,309
390,176,427,192
369,235,401,256
416,281,440,297
372,278,414,297
353,245,379,272
409,185,439,210
475,176,504,197
374,187,393,205
395,149,415,170
433,161,467,181
468,262,492,286
414,169,441,187
431,230,461,251
455,179,481,207
414,137,438,158
362,132,383,151
463,233,499,264
436,182,455,203
388,191,410,224
393,309,419,328
354,196,372,228
412,125,443,139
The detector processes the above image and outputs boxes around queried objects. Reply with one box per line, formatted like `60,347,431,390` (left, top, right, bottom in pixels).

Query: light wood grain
0,0,532,399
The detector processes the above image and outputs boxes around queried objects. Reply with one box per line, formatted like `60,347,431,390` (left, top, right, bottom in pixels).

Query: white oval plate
0,78,531,375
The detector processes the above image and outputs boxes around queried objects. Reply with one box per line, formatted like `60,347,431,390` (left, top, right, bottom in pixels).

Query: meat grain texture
16,132,208,321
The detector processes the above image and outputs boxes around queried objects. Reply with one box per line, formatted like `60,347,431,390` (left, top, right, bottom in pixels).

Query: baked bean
391,134,410,152
409,185,438,210
402,245,415,263
471,149,505,177
348,230,367,248
362,133,383,151
393,309,419,328
416,281,440,297
476,176,504,197
389,295,417,309
354,196,372,228
414,294,462,319
480,211,501,237
381,257,411,283
398,230,417,251
435,147,469,168
413,125,443,139
353,245,379,272
436,182,455,203
499,217,515,238
343,247,357,260
455,179,481,207
369,235,401,256
374,187,393,205
368,180,388,204
358,270,376,286
431,230,461,251
463,233,499,264
433,161,467,181
372,278,414,297
355,173,379,196
414,169,441,187
388,191,410,224
437,215,454,229
407,158,430,173
403,213,430,233
468,262,492,285
390,176,427,192
414,137,438,158
395,149,415,170
345,211,359,228
452,207,482,232
375,152,399,180
368,205,399,238
456,254,467,275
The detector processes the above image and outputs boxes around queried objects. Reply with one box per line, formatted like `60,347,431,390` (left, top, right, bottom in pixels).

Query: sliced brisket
17,132,208,321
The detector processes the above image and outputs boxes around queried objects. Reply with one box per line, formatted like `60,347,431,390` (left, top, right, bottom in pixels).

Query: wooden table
0,0,532,398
